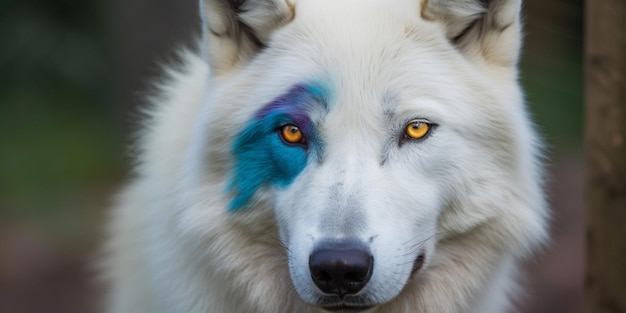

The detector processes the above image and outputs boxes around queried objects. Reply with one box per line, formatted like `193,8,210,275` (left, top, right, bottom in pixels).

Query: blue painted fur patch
228,83,330,211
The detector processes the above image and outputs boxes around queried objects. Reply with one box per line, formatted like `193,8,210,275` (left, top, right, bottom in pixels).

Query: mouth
410,251,426,277
316,295,375,313
321,304,374,313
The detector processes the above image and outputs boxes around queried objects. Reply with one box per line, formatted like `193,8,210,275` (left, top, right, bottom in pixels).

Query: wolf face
181,0,548,311
105,1,548,312
228,74,446,306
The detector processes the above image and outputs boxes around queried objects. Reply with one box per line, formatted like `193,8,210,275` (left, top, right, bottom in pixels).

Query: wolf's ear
200,0,294,75
423,0,522,68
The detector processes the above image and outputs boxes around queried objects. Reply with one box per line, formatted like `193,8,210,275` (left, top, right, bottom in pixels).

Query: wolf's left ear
423,0,522,68
200,0,294,75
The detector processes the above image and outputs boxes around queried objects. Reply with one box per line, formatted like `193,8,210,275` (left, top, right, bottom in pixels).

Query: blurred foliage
0,0,124,245
0,0,582,246
521,0,583,150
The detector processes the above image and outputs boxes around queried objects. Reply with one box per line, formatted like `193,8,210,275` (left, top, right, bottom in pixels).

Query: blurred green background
0,0,583,312
1,0,120,247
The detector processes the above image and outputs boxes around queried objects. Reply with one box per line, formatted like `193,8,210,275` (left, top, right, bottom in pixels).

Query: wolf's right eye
280,124,305,145
405,120,432,140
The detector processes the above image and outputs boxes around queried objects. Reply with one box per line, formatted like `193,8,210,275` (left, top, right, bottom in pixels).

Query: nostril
345,270,367,282
312,270,332,282
309,242,374,297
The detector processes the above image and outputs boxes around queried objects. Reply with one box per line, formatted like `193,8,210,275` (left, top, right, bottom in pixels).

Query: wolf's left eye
280,124,305,144
405,120,432,139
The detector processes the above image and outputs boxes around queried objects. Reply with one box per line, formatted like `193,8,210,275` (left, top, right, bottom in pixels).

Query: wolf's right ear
423,0,523,69
199,0,294,75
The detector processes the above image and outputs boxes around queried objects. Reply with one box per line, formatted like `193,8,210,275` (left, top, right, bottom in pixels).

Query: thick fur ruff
102,0,549,312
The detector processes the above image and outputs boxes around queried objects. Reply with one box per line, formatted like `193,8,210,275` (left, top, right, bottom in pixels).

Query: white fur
102,0,549,312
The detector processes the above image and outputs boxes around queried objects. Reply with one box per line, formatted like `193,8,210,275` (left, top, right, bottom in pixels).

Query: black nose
309,242,373,297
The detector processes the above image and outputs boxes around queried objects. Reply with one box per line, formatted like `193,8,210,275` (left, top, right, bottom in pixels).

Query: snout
309,241,373,297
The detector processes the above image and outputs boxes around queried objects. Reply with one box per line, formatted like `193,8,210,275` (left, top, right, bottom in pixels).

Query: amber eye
280,124,304,144
405,120,431,139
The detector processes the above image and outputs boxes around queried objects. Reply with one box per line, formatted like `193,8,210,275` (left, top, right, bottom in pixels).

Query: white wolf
102,0,549,312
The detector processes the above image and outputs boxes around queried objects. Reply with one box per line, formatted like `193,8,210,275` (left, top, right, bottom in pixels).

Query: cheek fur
228,113,309,211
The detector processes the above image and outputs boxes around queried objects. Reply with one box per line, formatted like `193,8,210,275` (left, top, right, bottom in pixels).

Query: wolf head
181,0,548,310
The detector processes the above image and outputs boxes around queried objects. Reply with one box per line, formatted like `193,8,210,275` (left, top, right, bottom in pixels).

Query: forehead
237,0,496,133
267,3,466,103
284,0,447,58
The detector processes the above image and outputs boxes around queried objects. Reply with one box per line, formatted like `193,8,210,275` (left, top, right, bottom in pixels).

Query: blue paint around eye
228,82,330,211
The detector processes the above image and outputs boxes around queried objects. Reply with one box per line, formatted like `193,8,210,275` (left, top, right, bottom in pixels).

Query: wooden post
585,0,626,312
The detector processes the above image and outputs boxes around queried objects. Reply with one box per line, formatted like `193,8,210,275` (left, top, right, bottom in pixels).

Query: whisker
401,228,437,245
